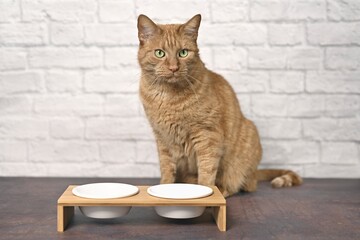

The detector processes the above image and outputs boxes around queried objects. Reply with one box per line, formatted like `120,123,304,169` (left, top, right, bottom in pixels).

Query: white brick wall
0,0,359,178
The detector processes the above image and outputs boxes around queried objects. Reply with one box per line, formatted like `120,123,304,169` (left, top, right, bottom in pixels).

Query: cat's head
137,14,202,84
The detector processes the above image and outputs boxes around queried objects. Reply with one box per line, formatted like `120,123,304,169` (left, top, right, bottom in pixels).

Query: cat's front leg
155,137,177,184
193,132,223,186
197,153,221,186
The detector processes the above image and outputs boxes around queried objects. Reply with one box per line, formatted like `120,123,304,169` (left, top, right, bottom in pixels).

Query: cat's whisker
185,74,206,86
148,76,161,90
184,76,200,102
121,71,142,90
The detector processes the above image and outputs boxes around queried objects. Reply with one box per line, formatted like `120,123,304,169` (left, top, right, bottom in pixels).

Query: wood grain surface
57,185,226,232
58,185,226,206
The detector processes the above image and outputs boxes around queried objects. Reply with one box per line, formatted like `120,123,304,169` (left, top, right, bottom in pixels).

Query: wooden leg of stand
57,205,74,232
212,206,226,232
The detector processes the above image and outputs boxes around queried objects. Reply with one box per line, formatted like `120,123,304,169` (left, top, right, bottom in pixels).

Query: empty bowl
72,183,139,219
153,206,206,219
78,206,131,219
147,184,213,219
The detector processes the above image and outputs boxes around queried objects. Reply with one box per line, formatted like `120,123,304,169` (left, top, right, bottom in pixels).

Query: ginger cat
137,14,302,197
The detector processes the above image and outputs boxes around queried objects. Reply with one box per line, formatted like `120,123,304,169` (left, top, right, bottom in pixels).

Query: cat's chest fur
140,74,222,157
141,89,196,145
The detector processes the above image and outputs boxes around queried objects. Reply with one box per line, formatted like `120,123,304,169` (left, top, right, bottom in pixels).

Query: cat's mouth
162,73,182,83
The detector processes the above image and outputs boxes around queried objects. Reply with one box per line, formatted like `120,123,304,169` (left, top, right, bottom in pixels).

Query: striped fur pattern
137,14,302,197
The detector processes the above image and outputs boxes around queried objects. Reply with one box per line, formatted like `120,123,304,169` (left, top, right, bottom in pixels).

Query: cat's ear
182,14,201,40
137,14,159,44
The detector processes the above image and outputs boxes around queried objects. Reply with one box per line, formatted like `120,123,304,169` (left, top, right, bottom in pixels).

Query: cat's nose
169,65,179,73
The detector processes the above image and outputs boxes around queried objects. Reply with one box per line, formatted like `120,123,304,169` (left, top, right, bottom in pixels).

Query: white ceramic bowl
72,183,139,219
154,206,206,219
147,184,213,219
79,206,131,219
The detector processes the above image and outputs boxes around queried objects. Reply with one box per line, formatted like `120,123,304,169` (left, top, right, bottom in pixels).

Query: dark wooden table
0,177,359,240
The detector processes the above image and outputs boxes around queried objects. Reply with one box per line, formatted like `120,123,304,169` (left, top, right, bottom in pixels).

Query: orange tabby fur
137,14,302,197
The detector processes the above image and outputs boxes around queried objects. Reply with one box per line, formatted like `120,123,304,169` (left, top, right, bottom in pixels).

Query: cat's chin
165,77,178,83
162,76,182,84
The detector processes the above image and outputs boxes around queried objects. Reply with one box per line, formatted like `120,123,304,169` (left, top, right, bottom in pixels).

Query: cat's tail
256,169,303,188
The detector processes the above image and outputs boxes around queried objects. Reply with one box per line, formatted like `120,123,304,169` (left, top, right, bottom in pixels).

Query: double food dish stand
57,185,227,232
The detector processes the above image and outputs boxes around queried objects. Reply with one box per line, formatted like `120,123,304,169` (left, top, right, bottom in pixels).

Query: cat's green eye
155,49,165,58
179,49,188,58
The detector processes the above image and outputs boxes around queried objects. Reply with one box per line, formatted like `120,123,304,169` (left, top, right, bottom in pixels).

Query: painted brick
104,94,141,117
104,47,139,69
85,24,137,46
252,95,288,117
327,0,360,21
307,23,360,45
100,141,136,163
0,96,32,115
99,164,160,178
45,71,82,93
306,71,360,93
0,141,27,162
303,119,336,140
84,70,139,93
50,118,84,139
0,72,43,94
0,0,20,22
99,0,135,23
248,48,286,69
250,0,326,21
34,95,103,116
287,48,322,70
44,163,102,177
230,23,267,46
135,0,210,22
325,95,360,117
136,141,158,164
200,23,267,46
86,117,153,140
269,71,304,93
198,46,213,70
22,0,97,22
0,163,47,176
304,165,360,178
268,24,303,46
29,140,98,162
29,47,102,69
254,119,302,139
326,47,360,70
249,48,322,70
262,140,319,164
303,119,360,141
213,47,246,70
321,142,358,165
0,118,48,139
219,71,268,93
287,95,324,117
0,23,46,46
50,23,83,45
0,48,27,71
211,0,248,22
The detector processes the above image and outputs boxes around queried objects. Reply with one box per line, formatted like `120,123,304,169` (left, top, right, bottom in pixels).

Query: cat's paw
220,189,230,198
160,178,175,184
271,176,292,188
198,178,216,187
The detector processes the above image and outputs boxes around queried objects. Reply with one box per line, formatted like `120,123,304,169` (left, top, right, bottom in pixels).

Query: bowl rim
72,182,139,199
147,183,213,200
